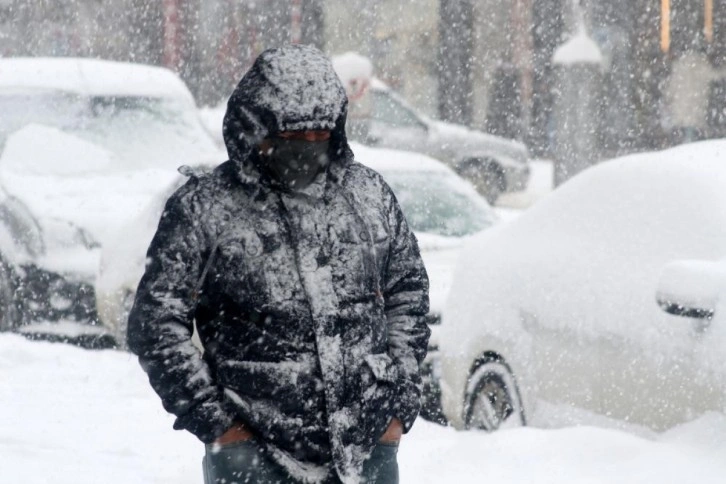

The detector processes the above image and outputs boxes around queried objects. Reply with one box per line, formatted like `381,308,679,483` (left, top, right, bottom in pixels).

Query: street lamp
705,0,713,43
661,0,670,53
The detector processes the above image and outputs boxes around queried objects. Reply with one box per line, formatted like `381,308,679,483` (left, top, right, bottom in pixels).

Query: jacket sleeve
126,185,234,444
382,187,431,433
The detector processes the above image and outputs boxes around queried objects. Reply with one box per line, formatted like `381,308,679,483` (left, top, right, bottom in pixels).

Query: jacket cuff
172,394,236,444
394,378,421,433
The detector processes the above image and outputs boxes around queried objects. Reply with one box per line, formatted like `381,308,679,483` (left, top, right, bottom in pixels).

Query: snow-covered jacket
127,45,430,483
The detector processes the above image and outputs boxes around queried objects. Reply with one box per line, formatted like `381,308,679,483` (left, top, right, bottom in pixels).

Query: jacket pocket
364,353,398,383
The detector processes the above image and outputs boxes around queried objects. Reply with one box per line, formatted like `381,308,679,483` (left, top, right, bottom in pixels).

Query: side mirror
656,260,725,327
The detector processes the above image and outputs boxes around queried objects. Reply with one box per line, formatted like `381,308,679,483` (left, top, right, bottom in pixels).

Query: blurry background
2,0,724,161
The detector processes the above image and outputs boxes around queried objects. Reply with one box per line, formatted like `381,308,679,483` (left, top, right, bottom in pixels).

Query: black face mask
261,138,330,189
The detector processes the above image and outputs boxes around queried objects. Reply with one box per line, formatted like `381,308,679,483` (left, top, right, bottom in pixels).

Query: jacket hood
222,44,353,180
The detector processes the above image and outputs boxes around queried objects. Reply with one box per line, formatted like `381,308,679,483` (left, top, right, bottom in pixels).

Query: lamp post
705,0,713,43
291,0,302,44
162,0,181,70
661,0,670,53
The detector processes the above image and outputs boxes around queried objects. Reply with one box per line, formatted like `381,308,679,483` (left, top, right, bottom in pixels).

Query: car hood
0,124,221,278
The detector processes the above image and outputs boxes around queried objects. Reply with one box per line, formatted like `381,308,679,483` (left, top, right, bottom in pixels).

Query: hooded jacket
127,45,430,483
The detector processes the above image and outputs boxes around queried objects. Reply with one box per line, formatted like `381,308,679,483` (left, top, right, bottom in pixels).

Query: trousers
202,440,400,484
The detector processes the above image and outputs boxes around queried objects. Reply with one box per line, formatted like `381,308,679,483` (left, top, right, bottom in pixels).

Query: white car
0,57,222,343
332,53,530,204
440,140,726,432
96,144,497,417
0,186,103,337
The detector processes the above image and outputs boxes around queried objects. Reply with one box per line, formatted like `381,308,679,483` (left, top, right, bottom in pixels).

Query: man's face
258,130,333,189
259,130,331,153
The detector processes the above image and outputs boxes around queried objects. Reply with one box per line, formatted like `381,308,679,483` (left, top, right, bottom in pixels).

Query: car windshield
371,90,425,129
382,170,495,237
0,92,217,169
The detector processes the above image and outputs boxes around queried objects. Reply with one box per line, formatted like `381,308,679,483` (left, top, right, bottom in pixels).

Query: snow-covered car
0,57,222,343
95,144,497,419
440,140,726,432
0,185,113,347
332,53,530,204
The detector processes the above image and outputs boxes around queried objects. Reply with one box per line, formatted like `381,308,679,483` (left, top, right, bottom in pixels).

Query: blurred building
330,0,726,160
324,0,440,117
2,0,724,156
0,0,325,105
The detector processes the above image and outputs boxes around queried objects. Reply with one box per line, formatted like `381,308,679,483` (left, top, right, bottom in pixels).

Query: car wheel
464,356,525,431
482,167,506,205
0,259,17,331
457,160,506,205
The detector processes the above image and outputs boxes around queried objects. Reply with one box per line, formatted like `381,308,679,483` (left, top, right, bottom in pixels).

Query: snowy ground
3,334,726,484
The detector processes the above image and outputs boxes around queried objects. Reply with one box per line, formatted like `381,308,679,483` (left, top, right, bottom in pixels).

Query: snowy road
3,334,726,483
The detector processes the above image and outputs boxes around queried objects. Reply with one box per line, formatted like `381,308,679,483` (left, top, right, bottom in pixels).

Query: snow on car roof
0,57,195,104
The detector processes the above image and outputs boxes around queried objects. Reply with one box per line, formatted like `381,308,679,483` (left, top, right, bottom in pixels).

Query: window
371,91,426,129
383,171,495,237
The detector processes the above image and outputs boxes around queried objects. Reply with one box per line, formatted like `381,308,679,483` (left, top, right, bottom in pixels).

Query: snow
441,139,726,430
0,126,183,244
331,52,373,100
657,259,726,312
0,57,196,105
553,30,604,66
497,159,554,210
351,142,452,174
0,117,221,283
197,104,226,148
16,320,109,337
237,45,346,133
1,124,114,176
3,333,726,483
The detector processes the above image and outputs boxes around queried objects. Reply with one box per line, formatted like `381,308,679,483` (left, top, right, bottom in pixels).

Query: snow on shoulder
0,57,195,104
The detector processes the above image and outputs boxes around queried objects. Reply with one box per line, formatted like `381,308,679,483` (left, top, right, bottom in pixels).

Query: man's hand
214,422,254,445
379,417,403,444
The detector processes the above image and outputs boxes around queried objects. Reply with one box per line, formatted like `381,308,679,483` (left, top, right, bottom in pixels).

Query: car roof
0,57,195,105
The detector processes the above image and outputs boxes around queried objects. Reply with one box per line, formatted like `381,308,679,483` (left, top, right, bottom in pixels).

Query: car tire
0,259,17,331
457,160,506,205
464,356,526,431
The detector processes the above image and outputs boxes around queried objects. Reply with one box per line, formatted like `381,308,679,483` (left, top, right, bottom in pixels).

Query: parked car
332,53,531,204
439,140,726,432
0,57,222,344
96,144,498,420
0,184,113,347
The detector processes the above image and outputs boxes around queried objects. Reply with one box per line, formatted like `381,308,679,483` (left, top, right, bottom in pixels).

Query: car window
72,96,218,169
0,92,217,170
0,92,84,151
382,170,495,237
371,90,425,129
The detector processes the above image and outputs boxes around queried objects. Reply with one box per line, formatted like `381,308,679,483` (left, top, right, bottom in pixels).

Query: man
127,44,430,484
